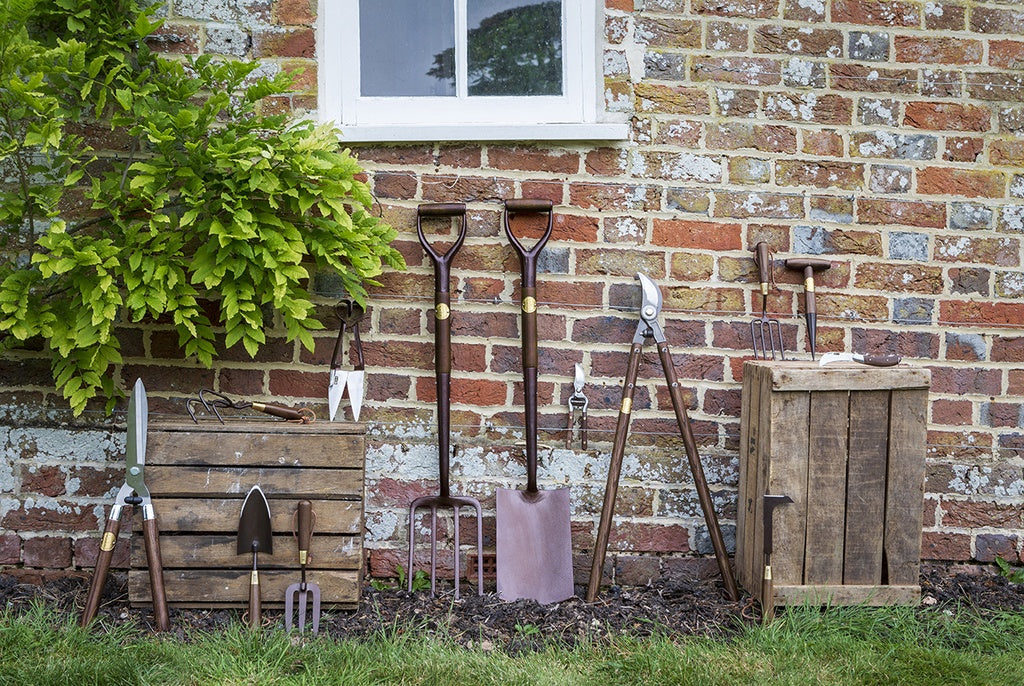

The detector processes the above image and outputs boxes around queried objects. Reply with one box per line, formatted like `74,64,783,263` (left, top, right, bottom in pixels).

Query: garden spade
237,485,273,630
496,199,574,604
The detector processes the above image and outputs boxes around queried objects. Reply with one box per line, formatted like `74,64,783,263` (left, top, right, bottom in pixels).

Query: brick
1011,370,1024,395
950,203,994,230
693,56,781,86
930,399,973,426
22,536,72,569
976,534,1018,563
851,328,939,358
692,0,777,18
569,182,660,212
604,215,647,244
276,0,315,25
670,252,715,281
869,165,912,193
706,21,749,52
921,532,971,561
991,139,1024,166
764,92,852,125
145,22,201,54
995,270,1024,298
832,64,918,94
918,167,1006,199
929,367,1003,396
992,336,1024,363
904,102,991,132
934,235,1019,267
639,151,723,182
817,294,888,320
971,6,1024,35
940,300,1024,328
644,51,688,81
806,197,852,224
252,26,314,58
857,198,946,228
21,466,65,498
729,157,770,184
487,147,579,174
652,119,703,146
652,220,742,250
634,83,710,115
715,88,759,116
609,521,688,553
614,555,662,586
634,17,701,48
983,402,1024,428
666,188,711,214
924,2,965,31
849,31,890,61
945,332,987,361
537,280,603,308
584,148,629,176
833,0,920,27
944,136,984,163
989,40,1024,69
859,98,900,127
854,263,942,293
606,16,630,45
894,36,983,65
853,131,938,160
802,129,844,157
775,160,864,190
966,72,1024,103
922,69,962,98
662,285,744,314
1000,205,1024,233
421,174,516,203
948,268,990,296
705,123,797,153
0,534,19,564
606,0,634,11
754,26,842,57
714,191,803,219
894,297,934,323
575,248,665,278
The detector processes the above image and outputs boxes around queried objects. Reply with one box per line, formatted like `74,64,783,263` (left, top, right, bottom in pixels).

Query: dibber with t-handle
784,257,831,360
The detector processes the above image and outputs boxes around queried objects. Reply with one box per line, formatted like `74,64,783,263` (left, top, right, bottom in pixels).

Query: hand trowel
237,485,273,629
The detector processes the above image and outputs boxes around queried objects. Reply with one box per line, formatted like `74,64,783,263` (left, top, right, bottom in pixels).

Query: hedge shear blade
81,378,169,632
328,300,365,422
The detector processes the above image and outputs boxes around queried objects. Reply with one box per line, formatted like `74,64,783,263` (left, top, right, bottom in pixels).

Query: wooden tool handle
586,342,643,602
417,202,466,217
251,402,305,421
81,512,122,627
141,514,170,632
248,568,262,629
297,500,313,564
863,353,901,366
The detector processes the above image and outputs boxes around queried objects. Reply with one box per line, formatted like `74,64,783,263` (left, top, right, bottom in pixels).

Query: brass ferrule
251,570,260,585
100,532,117,552
764,564,773,581
298,550,308,565
805,278,815,292
142,503,155,521
760,284,769,296
620,397,632,414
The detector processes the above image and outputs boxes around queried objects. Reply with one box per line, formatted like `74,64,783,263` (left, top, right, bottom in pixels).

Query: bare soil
2,564,1021,649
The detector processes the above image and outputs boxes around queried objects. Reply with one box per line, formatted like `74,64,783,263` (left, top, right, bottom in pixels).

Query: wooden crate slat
884,388,928,585
843,390,889,585
765,380,810,592
129,569,360,607
131,534,361,569
803,390,849,585
151,498,362,534
774,584,920,606
147,429,364,468
769,362,930,392
736,362,757,593
145,466,362,499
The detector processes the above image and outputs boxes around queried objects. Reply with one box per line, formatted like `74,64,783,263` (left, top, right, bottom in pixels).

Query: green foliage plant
0,0,403,414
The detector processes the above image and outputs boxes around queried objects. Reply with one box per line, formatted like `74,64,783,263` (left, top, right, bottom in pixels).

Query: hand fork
750,242,785,360
284,500,321,634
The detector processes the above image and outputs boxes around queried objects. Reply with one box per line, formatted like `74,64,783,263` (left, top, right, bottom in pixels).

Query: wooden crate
129,420,365,609
737,361,930,607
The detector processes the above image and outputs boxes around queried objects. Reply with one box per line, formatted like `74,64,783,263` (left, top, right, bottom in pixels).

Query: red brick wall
2,0,1023,585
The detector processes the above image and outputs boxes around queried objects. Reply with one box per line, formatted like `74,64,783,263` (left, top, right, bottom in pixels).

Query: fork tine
284,590,294,631
297,589,307,632
310,586,321,635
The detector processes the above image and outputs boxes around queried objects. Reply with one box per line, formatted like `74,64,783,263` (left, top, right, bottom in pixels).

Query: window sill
336,121,631,143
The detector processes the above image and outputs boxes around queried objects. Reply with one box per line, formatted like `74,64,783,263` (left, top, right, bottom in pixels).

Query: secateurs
186,390,315,424
81,378,169,632
328,300,366,422
586,273,739,603
566,363,588,450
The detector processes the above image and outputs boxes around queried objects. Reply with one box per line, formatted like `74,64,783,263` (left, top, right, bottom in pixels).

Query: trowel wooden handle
249,569,262,629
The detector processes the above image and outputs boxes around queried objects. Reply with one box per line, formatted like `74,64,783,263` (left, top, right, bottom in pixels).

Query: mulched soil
2,564,1022,650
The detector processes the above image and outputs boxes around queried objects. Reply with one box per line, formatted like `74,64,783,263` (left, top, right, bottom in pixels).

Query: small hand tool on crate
284,500,321,635
761,494,793,623
81,378,170,632
819,352,901,367
784,257,831,360
408,202,484,599
237,485,273,630
586,273,739,603
566,363,589,450
328,300,366,422
749,242,785,360
496,199,575,605
186,390,315,423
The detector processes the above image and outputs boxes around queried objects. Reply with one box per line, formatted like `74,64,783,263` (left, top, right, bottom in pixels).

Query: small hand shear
566,363,588,449
328,300,366,422
81,378,170,631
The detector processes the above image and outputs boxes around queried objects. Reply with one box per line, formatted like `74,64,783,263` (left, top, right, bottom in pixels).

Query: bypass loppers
328,300,366,422
408,202,483,598
81,378,169,632
566,363,589,450
586,273,739,603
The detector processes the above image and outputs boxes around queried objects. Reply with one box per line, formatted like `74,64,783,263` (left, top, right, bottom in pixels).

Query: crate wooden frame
737,361,930,607
129,419,365,609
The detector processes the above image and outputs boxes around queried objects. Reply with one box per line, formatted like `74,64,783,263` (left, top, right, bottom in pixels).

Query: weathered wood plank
129,569,361,607
146,430,364,468
151,498,363,534
131,534,361,569
774,584,920,606
145,466,362,499
736,361,757,593
843,390,889,585
803,390,848,584
150,419,364,435
768,362,930,392
885,388,928,585
765,382,809,591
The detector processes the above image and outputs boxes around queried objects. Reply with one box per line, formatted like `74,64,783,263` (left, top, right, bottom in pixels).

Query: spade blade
237,485,273,555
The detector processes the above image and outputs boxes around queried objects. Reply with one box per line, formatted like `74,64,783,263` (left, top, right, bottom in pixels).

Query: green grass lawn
1,602,1022,685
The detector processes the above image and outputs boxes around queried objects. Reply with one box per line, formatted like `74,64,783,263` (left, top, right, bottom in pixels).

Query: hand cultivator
407,202,483,599
186,390,315,424
749,242,785,360
284,500,321,634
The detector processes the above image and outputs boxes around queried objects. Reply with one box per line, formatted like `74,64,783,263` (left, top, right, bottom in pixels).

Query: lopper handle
141,512,170,632
81,510,122,627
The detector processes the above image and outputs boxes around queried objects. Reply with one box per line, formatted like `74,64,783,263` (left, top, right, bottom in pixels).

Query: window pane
359,0,456,96
466,0,563,96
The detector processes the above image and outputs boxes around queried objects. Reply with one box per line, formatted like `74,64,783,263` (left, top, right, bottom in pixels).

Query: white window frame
318,0,628,142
